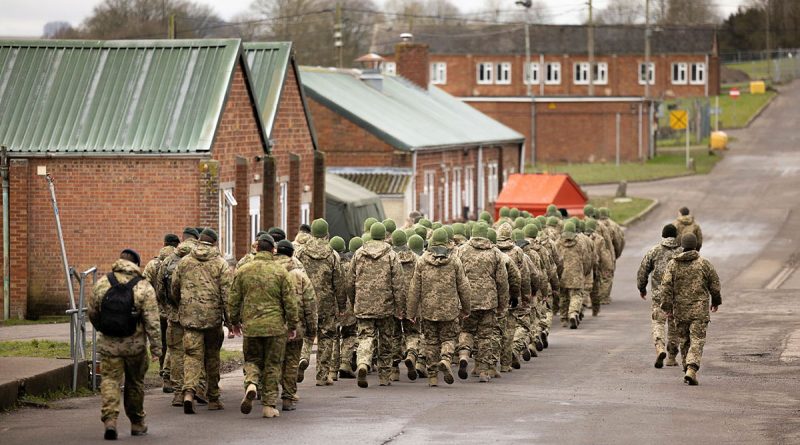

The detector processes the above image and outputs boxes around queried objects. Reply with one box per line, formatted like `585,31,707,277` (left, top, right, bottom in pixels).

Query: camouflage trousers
651,303,680,357
559,288,584,321
356,317,396,382
167,321,206,396
421,319,459,376
395,319,423,362
100,353,148,423
243,335,286,407
508,311,531,360
316,315,338,382
183,326,223,401
457,309,496,372
159,317,169,377
674,319,708,370
301,337,313,363
597,270,614,304
281,340,302,401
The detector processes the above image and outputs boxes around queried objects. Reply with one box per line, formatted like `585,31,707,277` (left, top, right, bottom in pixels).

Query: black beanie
662,224,678,239
268,227,286,242
164,234,180,246
121,248,141,266
276,240,295,257
681,233,698,251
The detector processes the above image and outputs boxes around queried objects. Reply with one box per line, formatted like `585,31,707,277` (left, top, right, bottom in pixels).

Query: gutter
6,152,208,159
1,146,7,320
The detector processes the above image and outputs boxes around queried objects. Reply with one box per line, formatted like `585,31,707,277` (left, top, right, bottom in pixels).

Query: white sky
1,0,746,37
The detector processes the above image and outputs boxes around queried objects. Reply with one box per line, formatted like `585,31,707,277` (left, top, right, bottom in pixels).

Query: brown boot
478,371,490,382
684,367,699,386
440,360,455,385
241,384,257,414
297,358,308,383
171,392,183,407
103,418,117,440
328,371,338,383
207,400,224,411
282,399,296,411
404,353,417,381
665,355,679,366
457,351,470,380
428,375,438,387
389,367,400,382
183,392,195,415
130,420,148,436
262,405,280,418
655,351,667,369
356,364,369,388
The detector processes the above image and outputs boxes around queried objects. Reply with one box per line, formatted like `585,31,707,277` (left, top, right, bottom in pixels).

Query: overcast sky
1,0,746,37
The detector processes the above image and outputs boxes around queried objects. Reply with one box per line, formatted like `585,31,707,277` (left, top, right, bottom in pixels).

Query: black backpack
96,273,141,337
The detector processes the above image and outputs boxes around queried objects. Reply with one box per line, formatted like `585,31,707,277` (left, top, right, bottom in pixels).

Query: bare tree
663,0,720,25
595,0,645,25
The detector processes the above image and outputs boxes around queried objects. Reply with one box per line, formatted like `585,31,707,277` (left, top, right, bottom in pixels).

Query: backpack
161,256,181,307
97,273,141,337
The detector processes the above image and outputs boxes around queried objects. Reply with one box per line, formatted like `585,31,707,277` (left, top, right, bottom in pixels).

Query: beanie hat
121,248,141,266
662,224,678,238
473,222,489,239
391,230,407,247
382,219,397,234
499,207,510,218
311,219,329,238
257,233,276,251
681,233,698,251
370,222,387,241
562,222,576,239
329,236,346,253
201,228,218,243
408,234,424,255
430,228,448,247
418,218,432,229
348,237,363,253
267,227,286,242
524,224,538,238
509,208,520,219
576,219,585,233
583,204,595,218
183,227,200,239
512,228,525,241
164,234,180,246
521,211,531,218
276,240,295,257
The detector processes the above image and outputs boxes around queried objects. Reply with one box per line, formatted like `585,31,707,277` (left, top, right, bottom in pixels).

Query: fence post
615,113,621,167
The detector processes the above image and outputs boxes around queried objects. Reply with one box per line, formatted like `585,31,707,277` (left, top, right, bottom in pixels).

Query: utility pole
168,14,175,39
334,3,343,68
765,0,771,80
587,0,594,96
644,0,651,99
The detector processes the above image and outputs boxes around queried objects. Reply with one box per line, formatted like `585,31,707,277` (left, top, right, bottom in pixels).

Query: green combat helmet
408,234,424,256
432,221,443,230
524,224,539,239
382,218,397,234
329,236,346,253
364,217,379,233
598,207,610,219
487,228,497,244
444,225,454,241
546,204,558,216
429,228,449,248
362,233,372,242
452,223,466,236
414,225,427,239
479,211,493,225
499,207,510,218
521,211,531,218
512,228,525,241
473,222,489,239
465,222,472,239
525,217,536,227
547,216,559,227
509,208,520,219
349,237,363,252
576,219,585,233
370,222,387,241
562,221,576,239
419,218,433,229
583,204,596,219
391,229,407,247
585,219,597,234
404,228,415,239
514,217,526,230
311,218,329,238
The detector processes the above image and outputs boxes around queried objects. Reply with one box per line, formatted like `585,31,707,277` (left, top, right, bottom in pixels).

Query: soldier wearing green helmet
596,207,625,305
557,222,590,329
408,234,425,256
391,230,426,381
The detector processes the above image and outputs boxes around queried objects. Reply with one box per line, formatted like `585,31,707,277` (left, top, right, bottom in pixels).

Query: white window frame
249,195,261,243
574,62,590,85
545,62,561,85
464,166,474,214
477,62,494,85
382,61,396,75
524,62,540,85
452,168,462,220
638,62,655,85
220,188,237,259
300,203,311,225
423,171,436,221
690,63,705,85
496,62,512,85
671,62,688,85
278,181,288,232
487,163,499,202
430,62,447,85
442,169,450,222
593,62,608,85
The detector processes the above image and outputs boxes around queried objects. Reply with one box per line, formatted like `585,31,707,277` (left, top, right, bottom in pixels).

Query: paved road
2,83,799,444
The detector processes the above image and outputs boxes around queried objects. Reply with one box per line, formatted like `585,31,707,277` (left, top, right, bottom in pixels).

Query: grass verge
0,339,75,359
725,58,798,81
0,315,71,327
657,91,776,137
588,196,655,225
530,149,722,185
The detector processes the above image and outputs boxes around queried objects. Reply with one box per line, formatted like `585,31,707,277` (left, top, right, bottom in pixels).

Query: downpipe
1,146,9,320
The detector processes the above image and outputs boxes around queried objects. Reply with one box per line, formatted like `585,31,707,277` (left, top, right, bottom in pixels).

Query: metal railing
66,266,98,392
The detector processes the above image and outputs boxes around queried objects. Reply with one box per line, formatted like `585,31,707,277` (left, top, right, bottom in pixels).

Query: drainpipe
411,150,417,211
477,146,484,211
1,146,8,320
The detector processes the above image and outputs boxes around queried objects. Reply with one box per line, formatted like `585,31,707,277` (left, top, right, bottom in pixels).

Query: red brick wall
269,65,317,239
395,42,430,89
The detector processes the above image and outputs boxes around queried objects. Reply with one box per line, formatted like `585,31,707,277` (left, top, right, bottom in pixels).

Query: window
524,62,540,84
574,62,590,85
690,63,705,85
496,62,511,84
593,62,608,85
638,62,655,85
430,62,447,85
382,61,396,75
452,168,462,220
442,170,450,222
300,203,310,225
422,171,436,221
477,62,493,84
464,166,474,215
220,188,237,259
249,195,261,243
545,62,561,85
278,182,288,232
671,63,688,85
487,163,499,202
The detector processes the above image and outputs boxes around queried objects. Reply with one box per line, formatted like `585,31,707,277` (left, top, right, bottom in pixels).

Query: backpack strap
125,276,142,291
107,272,119,287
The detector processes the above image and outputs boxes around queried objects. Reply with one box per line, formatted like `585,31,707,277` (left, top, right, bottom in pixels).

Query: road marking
765,266,796,290
780,329,800,363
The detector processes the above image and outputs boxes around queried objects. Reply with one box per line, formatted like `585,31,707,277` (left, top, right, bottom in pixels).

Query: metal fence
722,49,800,84
654,99,712,149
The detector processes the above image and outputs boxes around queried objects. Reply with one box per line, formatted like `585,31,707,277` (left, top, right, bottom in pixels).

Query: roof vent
355,53,385,91
400,32,413,42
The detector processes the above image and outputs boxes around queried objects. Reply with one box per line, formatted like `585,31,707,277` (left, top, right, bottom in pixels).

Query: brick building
0,39,321,318
300,61,524,224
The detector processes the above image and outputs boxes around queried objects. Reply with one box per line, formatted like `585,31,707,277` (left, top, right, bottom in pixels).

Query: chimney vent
400,32,413,42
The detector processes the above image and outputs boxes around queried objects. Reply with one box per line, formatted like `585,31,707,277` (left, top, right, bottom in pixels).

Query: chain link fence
722,49,800,84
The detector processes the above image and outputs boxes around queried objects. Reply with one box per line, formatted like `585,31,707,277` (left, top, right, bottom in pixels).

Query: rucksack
97,273,141,337
161,256,181,307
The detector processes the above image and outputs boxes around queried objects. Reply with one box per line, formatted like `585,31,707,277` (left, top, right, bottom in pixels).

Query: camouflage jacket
497,240,533,313
143,245,174,316
228,252,299,337
591,231,615,274
525,239,557,298
295,238,347,319
600,218,626,259
578,233,599,287
347,240,405,319
172,242,232,330
637,237,682,304
558,237,585,289
455,238,509,312
660,250,721,322
544,226,561,243
539,233,563,278
88,259,162,358
294,231,312,247
407,249,472,321
395,246,417,306
275,255,318,340
499,252,522,314
156,239,196,322
674,215,704,250
338,251,356,326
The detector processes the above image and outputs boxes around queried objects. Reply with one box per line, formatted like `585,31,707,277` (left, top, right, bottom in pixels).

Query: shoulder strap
107,272,119,287
125,276,142,291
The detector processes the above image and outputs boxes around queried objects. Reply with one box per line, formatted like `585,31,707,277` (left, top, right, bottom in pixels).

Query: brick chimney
395,34,429,90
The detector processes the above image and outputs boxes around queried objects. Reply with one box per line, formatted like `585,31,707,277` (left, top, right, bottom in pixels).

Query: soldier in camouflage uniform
157,228,203,407
294,224,312,247
143,234,179,392
328,236,347,381
171,229,231,414
523,224,557,350
347,223,405,388
637,224,683,368
295,219,346,386
576,219,599,320
558,222,587,329
229,235,300,418
408,229,471,386
408,234,424,256
333,236,361,379
88,249,161,440
673,207,703,251
236,230,269,270
452,223,468,247
585,219,611,317
390,230,425,381
597,207,625,304
455,222,509,383
660,233,721,385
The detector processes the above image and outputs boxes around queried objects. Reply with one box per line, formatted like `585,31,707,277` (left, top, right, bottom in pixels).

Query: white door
249,195,261,242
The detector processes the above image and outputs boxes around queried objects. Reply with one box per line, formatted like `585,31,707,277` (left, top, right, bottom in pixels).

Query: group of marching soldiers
88,203,625,438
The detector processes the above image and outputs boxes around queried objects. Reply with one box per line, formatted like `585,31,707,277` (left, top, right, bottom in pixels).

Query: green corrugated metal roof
327,167,412,195
0,39,241,154
299,67,524,151
242,42,291,138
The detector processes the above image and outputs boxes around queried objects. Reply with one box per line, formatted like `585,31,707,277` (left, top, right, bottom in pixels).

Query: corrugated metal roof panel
328,166,412,195
300,67,524,151
0,39,240,154
242,42,291,138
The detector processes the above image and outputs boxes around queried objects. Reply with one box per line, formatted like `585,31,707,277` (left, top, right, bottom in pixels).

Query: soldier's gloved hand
710,306,719,313
640,290,647,300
